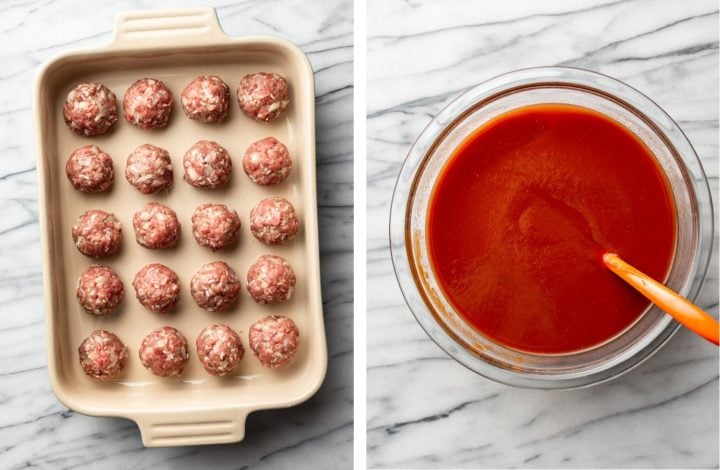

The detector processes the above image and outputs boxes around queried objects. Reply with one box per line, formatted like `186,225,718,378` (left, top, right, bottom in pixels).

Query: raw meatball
183,140,232,188
181,75,231,123
191,203,241,251
196,324,244,376
72,210,122,258
75,265,124,316
133,263,180,314
65,145,114,193
250,197,299,245
190,261,242,311
246,255,296,304
138,326,189,377
132,202,180,249
78,330,128,380
123,78,173,129
248,315,299,368
63,82,118,136
237,73,289,122
125,144,173,194
243,137,291,185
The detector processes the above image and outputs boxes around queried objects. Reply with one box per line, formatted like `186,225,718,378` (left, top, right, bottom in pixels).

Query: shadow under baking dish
34,10,326,447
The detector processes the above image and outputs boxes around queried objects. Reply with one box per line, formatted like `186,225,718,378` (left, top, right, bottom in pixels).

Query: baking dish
33,7,327,446
390,67,713,389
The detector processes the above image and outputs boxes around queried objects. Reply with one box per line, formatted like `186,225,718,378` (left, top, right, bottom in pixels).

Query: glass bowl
389,67,713,389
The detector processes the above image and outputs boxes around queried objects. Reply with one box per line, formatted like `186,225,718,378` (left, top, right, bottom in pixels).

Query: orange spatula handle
603,253,719,345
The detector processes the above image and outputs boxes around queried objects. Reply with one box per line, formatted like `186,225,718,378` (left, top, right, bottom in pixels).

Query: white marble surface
0,0,352,468
367,1,719,468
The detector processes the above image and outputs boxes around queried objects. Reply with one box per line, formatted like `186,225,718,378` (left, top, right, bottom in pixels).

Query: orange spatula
603,252,719,345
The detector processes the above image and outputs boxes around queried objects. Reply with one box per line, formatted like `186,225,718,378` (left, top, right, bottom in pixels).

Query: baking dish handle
134,409,249,447
111,7,228,49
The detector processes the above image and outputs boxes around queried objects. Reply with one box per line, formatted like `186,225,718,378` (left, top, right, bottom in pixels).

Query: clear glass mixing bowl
389,67,713,389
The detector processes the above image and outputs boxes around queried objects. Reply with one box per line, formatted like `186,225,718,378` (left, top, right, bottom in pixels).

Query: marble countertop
0,0,352,468
367,1,719,468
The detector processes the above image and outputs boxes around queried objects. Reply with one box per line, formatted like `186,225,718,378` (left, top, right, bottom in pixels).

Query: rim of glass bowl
389,66,713,389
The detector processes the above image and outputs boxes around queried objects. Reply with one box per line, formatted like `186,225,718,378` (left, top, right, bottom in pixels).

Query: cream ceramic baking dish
33,7,327,447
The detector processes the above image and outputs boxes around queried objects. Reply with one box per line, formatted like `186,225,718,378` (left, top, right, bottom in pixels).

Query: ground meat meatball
181,75,231,123
78,330,128,380
138,326,189,377
182,140,232,188
246,255,296,304
243,137,291,185
250,197,299,245
133,263,180,314
123,78,173,129
72,210,122,258
248,315,299,368
132,202,180,249
191,204,241,251
196,324,244,376
237,73,289,122
125,144,173,194
63,82,118,136
190,261,242,311
75,265,124,316
65,145,114,193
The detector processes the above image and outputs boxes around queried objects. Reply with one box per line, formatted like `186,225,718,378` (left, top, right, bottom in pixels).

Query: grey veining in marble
367,0,719,468
0,0,352,468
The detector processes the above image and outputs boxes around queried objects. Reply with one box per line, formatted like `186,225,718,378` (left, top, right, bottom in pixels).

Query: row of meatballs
64,73,289,136
79,317,299,380
67,137,290,193
73,199,298,257
77,257,294,316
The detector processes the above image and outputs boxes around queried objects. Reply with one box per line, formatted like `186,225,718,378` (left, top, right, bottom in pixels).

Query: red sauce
427,104,676,354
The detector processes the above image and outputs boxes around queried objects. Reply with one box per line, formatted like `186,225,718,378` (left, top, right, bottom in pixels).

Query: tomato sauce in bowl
427,103,676,354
